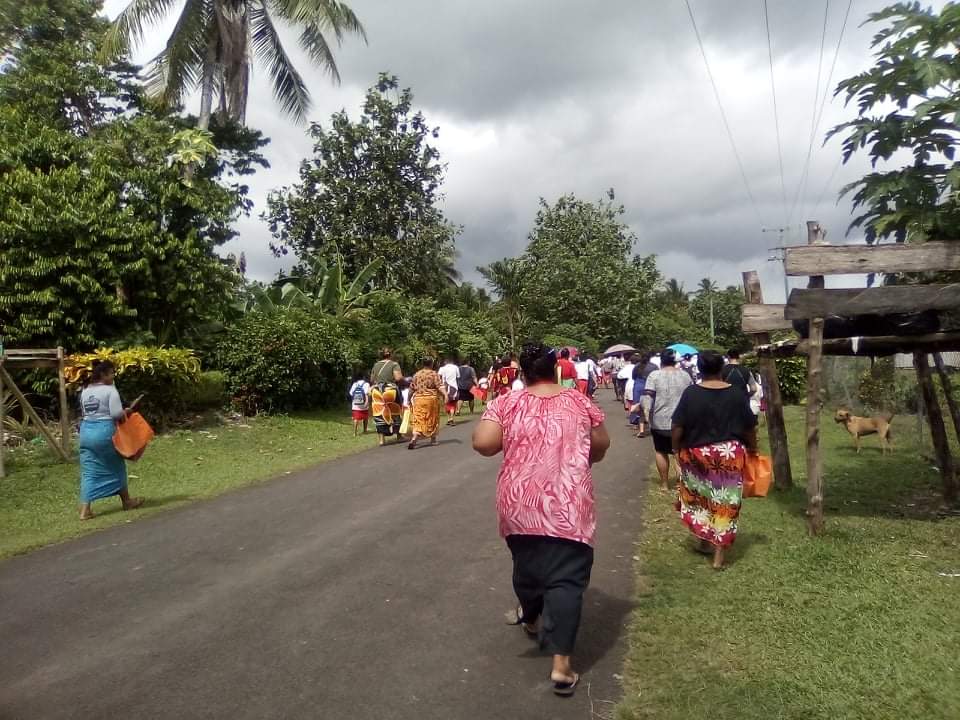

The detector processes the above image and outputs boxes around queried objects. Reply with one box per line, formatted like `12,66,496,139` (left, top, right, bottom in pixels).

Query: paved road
0,393,650,720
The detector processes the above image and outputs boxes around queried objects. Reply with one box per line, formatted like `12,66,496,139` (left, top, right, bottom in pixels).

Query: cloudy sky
103,0,938,302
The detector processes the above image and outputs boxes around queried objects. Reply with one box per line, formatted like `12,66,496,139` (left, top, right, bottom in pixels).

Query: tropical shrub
213,308,358,413
194,371,227,410
66,347,202,427
745,355,806,405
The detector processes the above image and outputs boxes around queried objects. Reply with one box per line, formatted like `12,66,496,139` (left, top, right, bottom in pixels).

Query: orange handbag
112,412,155,461
743,453,772,498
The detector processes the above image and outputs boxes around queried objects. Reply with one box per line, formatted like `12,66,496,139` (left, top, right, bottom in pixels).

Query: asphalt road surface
1,392,650,720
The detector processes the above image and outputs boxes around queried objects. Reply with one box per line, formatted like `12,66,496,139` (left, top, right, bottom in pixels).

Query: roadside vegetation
618,406,960,720
0,412,374,558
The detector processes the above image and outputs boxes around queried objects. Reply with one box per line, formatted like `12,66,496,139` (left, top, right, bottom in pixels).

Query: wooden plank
741,304,792,332
785,240,960,276
57,347,69,452
742,271,793,491
0,372,5,479
805,318,825,536
759,332,960,357
0,366,70,462
3,349,59,356
785,284,960,319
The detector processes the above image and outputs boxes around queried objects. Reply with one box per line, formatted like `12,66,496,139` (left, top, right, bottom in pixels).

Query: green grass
617,407,960,720
0,411,375,558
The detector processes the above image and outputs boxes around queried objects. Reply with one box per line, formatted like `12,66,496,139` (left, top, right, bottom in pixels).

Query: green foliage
194,371,227,410
488,194,661,349
744,355,806,404
0,2,268,349
213,308,359,414
688,285,751,351
265,74,460,296
830,2,960,242
102,0,365,126
65,346,202,428
858,358,897,411
477,258,526,350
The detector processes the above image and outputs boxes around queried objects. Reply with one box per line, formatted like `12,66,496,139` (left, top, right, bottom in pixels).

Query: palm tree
478,258,526,351
102,0,366,129
662,278,689,307
697,278,718,295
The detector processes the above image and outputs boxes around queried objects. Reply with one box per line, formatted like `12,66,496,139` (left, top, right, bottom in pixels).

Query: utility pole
763,226,790,302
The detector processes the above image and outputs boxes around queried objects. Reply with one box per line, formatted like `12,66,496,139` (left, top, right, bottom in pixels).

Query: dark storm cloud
105,0,942,301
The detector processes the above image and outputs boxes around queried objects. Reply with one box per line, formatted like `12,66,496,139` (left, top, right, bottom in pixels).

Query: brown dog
834,408,894,454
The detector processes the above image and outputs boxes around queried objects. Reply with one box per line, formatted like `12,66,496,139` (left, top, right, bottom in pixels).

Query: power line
788,0,830,226
684,0,764,227
763,0,788,223
811,155,843,216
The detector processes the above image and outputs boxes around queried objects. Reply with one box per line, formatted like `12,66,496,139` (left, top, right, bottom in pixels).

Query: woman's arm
671,424,683,455
108,387,126,421
393,365,403,382
589,422,610,464
472,419,503,456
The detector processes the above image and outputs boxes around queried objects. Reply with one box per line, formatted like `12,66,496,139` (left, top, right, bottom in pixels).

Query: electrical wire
684,0,764,227
803,0,854,220
763,0,788,223
788,0,830,226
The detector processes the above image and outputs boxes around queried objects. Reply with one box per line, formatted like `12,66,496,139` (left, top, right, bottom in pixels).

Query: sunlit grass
617,406,960,720
0,411,374,558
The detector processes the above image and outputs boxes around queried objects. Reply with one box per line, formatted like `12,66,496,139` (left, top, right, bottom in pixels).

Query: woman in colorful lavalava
78,360,144,520
472,342,610,697
369,348,404,446
671,350,757,570
408,357,443,450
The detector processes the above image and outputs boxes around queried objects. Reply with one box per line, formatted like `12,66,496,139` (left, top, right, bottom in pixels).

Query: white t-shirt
511,377,524,391
575,360,590,380
349,380,371,410
438,363,460,389
617,362,635,380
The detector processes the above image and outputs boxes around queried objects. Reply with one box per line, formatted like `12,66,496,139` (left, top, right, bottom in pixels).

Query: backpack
350,382,367,405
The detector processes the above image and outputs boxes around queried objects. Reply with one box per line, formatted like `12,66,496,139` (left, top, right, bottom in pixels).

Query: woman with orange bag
77,360,144,520
670,351,757,570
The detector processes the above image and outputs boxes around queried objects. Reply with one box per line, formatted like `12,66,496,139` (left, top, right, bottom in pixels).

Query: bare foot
79,511,96,521
122,497,144,511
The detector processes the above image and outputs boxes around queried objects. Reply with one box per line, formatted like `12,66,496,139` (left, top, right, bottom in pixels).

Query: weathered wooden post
915,352,958,503
742,270,793,490
57,346,70,450
0,366,5,480
804,220,827,535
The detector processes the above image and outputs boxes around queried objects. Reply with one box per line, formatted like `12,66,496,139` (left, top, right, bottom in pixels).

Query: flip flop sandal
552,673,579,697
507,606,539,637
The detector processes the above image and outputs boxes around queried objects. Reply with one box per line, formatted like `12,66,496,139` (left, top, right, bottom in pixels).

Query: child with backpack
348,373,371,436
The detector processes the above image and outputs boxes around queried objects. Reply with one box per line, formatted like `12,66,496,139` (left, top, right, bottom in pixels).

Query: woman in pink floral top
472,342,610,697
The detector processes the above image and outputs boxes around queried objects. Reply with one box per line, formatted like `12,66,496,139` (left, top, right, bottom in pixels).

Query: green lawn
0,411,376,558
617,406,960,720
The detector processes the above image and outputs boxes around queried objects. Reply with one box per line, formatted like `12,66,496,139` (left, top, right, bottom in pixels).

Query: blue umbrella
668,343,698,356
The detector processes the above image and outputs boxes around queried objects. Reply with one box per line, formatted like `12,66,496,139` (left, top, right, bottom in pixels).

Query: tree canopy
265,74,460,296
0,0,268,348
831,1,960,244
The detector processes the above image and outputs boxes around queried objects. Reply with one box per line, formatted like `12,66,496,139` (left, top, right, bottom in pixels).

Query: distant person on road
671,350,758,570
78,360,144,520
472,341,610,697
641,349,693,487
457,359,479,415
370,348,404,445
721,349,757,398
490,354,518,397
615,353,634,406
438,355,461,426
556,348,577,389
408,357,444,450
348,372,371,436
